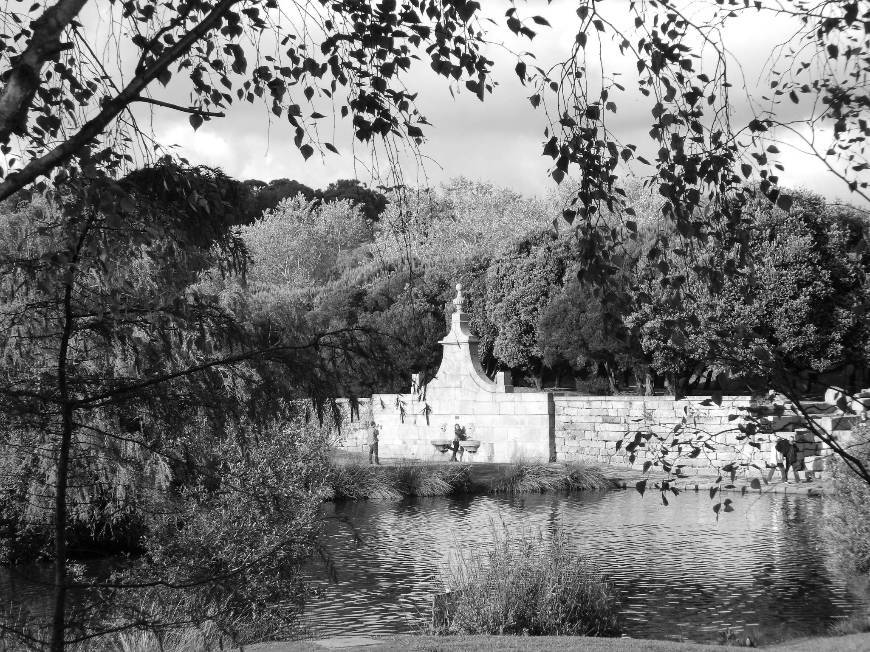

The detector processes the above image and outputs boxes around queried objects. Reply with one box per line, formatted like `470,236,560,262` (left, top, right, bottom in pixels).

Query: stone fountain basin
430,439,452,453
460,439,481,452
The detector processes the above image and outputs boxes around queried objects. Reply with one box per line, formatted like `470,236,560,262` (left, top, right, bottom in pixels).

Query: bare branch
133,97,225,118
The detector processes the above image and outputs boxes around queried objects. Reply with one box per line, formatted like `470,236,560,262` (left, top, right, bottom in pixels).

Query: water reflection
305,491,860,643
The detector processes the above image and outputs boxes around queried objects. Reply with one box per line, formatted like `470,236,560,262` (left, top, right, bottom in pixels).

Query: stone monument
371,283,554,462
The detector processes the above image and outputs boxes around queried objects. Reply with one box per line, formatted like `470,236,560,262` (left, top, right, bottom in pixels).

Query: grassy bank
247,632,870,651
324,457,612,501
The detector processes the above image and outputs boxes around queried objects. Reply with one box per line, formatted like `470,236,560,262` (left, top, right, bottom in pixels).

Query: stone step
806,414,861,433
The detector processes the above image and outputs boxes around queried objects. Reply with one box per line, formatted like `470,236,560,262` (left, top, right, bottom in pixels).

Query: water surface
304,490,860,643
1,490,861,645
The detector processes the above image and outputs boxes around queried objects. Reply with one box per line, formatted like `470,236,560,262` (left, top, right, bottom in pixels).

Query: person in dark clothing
451,423,465,462
768,437,800,482
368,423,380,465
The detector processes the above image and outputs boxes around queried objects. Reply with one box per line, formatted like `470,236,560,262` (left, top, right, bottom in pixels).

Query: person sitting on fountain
451,423,466,462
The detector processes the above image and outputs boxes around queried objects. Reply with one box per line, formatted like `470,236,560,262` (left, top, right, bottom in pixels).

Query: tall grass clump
392,463,471,497
326,462,402,501
491,459,609,493
435,526,620,636
492,460,564,493
564,462,610,491
326,462,471,500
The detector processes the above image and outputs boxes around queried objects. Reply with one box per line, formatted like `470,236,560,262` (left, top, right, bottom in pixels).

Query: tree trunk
52,277,76,651
52,404,73,652
0,0,88,144
49,212,94,651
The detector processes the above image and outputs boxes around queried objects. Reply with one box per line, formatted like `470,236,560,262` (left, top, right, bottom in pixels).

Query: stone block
600,431,626,443
812,415,860,432
794,429,816,444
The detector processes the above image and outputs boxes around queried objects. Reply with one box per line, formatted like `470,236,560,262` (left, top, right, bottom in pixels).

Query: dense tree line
239,177,869,397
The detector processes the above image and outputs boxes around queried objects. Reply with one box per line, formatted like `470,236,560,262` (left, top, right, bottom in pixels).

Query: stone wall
553,395,765,475
330,388,856,475
330,398,373,453
553,395,857,476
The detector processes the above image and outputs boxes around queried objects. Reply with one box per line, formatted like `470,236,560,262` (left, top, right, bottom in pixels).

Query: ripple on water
301,490,862,643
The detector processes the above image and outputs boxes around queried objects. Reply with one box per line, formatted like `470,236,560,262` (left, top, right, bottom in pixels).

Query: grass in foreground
434,526,621,637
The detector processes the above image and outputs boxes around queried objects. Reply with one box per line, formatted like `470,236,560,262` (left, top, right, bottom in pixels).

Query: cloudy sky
107,2,863,206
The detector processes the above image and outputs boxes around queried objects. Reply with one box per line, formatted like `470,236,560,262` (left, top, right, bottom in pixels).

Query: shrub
106,416,329,646
435,526,620,636
826,427,870,630
827,428,870,582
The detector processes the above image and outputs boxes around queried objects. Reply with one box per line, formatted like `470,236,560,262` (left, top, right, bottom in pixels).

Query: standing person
368,423,380,465
451,423,464,462
767,437,800,483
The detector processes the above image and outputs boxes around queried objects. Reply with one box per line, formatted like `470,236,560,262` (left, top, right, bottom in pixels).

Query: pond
0,490,863,646
303,490,862,644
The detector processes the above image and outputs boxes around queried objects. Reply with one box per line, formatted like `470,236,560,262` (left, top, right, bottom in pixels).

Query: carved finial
452,283,464,311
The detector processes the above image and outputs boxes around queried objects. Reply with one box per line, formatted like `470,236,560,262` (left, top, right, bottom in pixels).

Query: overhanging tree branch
74,326,369,408
0,0,240,202
0,0,88,144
